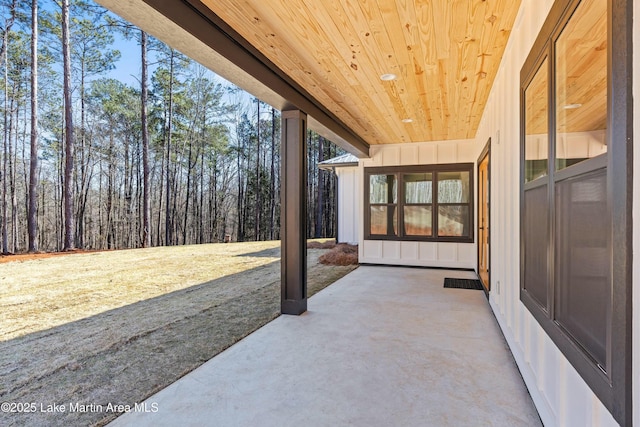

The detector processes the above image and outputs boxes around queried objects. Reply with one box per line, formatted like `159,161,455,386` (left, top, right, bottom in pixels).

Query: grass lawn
0,241,357,427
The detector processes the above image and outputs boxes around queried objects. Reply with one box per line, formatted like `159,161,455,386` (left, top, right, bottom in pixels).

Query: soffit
198,0,522,145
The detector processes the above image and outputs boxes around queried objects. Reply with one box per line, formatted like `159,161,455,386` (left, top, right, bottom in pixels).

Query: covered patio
93,0,636,424
110,266,540,426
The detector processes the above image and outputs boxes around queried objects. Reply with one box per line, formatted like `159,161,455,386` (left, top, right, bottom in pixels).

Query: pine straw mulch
306,240,359,266
0,241,357,427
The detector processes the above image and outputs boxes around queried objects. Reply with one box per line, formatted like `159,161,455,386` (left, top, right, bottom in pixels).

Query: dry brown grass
319,244,359,266
0,241,357,427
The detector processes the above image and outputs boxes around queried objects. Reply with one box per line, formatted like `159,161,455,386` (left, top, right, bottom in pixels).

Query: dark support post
281,110,307,315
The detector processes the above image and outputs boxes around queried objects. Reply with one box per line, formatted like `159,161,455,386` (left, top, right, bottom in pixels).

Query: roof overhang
95,0,370,158
318,153,359,171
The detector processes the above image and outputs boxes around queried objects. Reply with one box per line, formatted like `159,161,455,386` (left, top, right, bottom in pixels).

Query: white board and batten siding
472,0,636,425
632,1,640,425
335,166,359,245
358,140,477,269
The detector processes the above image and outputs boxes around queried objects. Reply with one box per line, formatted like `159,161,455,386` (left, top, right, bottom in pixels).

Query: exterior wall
473,0,623,425
358,140,477,269
633,1,639,424
335,167,359,245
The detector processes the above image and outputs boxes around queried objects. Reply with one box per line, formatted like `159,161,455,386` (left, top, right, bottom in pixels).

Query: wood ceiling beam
94,0,370,158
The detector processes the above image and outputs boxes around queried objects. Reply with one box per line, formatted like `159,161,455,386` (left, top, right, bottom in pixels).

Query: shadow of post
0,252,357,427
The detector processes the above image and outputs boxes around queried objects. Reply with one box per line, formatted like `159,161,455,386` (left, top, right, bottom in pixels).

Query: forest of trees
0,0,343,254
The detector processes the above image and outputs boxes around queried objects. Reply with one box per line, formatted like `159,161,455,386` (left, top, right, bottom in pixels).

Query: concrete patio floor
110,266,541,427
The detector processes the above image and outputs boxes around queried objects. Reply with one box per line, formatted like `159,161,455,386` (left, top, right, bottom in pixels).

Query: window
520,0,631,423
369,174,397,236
365,164,473,242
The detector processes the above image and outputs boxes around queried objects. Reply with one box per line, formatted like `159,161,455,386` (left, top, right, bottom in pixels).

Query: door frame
477,138,491,293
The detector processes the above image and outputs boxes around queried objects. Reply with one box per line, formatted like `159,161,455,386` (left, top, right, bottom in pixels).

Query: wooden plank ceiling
199,0,521,145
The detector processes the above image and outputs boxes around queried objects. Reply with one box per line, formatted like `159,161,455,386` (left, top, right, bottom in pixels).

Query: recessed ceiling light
402,118,413,123
380,73,397,81
563,103,582,110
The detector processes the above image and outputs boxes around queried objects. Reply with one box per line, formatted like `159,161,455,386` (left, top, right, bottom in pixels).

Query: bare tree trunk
254,99,261,241
62,0,75,251
106,130,114,249
315,136,324,238
141,30,151,248
183,135,193,245
236,135,243,242
164,49,175,246
198,127,205,244
75,59,85,249
156,149,164,246
269,107,275,240
8,95,17,252
2,30,9,254
124,133,132,248
27,0,38,252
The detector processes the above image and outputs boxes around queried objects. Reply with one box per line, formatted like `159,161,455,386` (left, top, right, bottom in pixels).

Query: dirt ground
0,241,357,427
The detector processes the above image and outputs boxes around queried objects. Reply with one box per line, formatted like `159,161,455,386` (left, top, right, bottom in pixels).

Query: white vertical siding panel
457,243,475,265
362,240,382,259
338,169,349,244
524,320,537,378
418,242,436,261
436,243,457,262
400,242,418,261
382,241,401,260
436,142,457,163
562,364,590,427
336,168,358,243
633,1,640,425
382,145,400,166
336,168,358,244
491,72,506,315
418,144,436,165
541,333,558,414
456,141,476,162
350,169,360,244
557,356,568,425
400,144,418,166
509,48,521,348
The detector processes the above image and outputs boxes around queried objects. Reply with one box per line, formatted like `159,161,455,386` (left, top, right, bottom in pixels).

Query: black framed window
519,0,631,423
365,164,473,243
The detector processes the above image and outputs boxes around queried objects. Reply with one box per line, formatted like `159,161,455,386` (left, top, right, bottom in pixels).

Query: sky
102,19,254,111
107,32,143,87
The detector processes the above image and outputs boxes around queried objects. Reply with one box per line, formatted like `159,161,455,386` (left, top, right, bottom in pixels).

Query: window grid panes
403,173,433,237
365,165,473,242
369,174,397,236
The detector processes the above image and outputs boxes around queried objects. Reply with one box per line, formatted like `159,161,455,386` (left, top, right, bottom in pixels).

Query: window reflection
404,206,432,236
370,206,397,236
525,59,549,182
404,173,432,203
555,0,607,170
438,171,469,203
369,174,397,204
438,206,469,237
